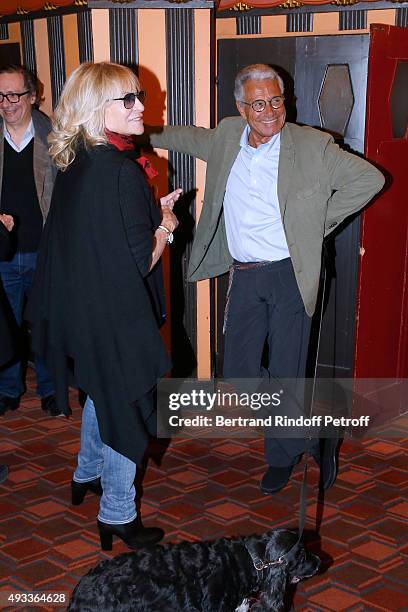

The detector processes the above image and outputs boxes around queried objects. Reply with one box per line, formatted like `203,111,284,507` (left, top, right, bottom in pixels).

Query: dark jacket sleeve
118,159,159,278
0,223,17,366
0,221,11,260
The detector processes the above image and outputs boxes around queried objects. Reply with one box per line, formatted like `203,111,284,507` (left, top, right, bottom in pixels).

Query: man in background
0,65,62,417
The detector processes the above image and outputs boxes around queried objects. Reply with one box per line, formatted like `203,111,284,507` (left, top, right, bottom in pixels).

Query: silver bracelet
157,225,174,244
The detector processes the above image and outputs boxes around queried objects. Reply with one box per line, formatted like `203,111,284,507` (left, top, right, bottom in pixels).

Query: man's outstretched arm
143,124,214,162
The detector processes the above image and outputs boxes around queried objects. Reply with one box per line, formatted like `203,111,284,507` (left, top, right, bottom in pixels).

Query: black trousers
223,257,319,467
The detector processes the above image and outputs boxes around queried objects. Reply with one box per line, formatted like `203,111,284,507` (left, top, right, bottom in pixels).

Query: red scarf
105,129,158,179
105,129,134,151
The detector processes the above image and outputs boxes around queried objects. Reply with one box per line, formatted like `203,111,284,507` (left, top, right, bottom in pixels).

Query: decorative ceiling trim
221,0,407,9
0,4,88,23
0,0,406,20
0,1,84,18
278,0,304,8
88,0,214,7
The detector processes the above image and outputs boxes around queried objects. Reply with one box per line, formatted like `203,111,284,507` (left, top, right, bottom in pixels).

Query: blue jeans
73,396,137,524
0,251,55,399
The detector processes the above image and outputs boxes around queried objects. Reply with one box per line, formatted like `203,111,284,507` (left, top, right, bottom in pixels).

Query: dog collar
245,543,287,572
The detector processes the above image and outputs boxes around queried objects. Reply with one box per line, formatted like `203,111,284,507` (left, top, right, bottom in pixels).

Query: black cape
27,145,171,464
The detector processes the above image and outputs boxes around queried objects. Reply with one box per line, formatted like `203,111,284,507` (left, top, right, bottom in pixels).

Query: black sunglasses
111,91,147,109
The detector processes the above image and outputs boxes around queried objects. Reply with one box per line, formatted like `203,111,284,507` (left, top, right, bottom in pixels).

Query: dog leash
294,257,327,546
245,258,327,575
298,256,327,536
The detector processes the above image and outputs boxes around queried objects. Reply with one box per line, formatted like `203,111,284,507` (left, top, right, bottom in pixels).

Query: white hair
234,64,284,102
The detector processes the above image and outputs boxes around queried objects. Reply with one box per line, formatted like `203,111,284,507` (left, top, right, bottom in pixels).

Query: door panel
294,35,369,378
294,35,368,152
355,25,408,378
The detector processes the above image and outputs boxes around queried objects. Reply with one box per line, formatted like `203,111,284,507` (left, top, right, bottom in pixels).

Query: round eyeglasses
240,96,285,113
111,91,147,109
0,91,30,104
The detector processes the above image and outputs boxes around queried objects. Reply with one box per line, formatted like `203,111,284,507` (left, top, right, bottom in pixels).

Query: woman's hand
161,207,179,233
160,188,182,211
0,214,14,232
149,198,180,272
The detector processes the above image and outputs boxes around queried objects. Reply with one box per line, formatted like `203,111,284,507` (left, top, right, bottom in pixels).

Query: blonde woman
28,62,180,550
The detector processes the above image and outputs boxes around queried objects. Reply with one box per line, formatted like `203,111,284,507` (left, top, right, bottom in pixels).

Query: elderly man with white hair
147,63,384,494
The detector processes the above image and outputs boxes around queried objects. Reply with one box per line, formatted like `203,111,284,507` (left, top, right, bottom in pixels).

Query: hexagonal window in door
318,64,354,138
390,61,408,139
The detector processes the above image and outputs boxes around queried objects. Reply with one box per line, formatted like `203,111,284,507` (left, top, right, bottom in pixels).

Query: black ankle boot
71,478,103,505
97,518,164,551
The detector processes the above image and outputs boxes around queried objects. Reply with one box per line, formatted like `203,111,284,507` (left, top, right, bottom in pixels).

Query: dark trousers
0,251,54,399
223,257,318,467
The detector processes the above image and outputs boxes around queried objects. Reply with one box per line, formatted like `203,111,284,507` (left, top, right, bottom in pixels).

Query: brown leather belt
223,261,271,333
232,259,274,270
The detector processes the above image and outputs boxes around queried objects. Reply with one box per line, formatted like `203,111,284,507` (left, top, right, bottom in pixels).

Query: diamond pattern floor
0,373,407,611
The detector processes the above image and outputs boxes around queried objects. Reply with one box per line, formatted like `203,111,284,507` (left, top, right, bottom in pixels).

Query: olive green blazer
151,118,384,315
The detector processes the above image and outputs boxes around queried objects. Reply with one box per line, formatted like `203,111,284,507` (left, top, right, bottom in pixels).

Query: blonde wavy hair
49,62,140,170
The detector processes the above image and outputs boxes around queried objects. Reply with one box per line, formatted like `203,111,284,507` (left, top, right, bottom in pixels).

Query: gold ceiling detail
278,0,304,7
230,2,253,10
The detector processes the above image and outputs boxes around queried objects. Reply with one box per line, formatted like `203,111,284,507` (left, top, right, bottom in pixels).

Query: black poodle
69,528,320,611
